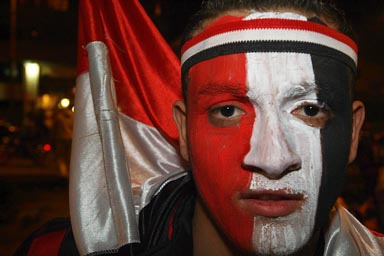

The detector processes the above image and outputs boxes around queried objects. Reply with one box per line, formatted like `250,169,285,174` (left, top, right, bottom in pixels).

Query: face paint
182,11,357,255
245,52,322,255
312,56,353,229
188,53,256,251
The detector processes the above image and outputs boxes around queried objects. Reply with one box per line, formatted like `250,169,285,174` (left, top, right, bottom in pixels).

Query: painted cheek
189,109,256,250
187,54,257,251
311,56,354,227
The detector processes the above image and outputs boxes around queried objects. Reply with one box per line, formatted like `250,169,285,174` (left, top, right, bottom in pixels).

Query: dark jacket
14,175,195,256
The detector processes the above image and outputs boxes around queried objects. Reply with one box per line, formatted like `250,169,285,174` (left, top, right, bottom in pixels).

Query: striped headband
181,14,358,76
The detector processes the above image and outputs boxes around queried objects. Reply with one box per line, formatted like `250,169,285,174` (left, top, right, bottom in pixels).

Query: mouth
238,189,305,218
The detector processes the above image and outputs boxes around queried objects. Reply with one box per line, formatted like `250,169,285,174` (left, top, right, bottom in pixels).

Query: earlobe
348,100,365,163
173,100,189,161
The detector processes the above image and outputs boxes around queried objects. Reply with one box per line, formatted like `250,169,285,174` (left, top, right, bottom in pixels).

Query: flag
70,0,184,254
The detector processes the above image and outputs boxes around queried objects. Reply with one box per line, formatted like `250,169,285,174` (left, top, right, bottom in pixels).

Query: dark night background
0,0,383,255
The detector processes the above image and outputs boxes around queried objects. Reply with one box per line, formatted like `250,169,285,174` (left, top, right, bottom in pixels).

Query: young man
15,0,384,255
170,0,383,255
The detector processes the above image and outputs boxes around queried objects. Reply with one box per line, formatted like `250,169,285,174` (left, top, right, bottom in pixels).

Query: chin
249,205,316,255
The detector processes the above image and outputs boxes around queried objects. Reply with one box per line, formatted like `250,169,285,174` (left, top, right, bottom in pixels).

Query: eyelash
291,101,332,128
206,100,332,128
208,103,246,127
293,101,328,112
210,105,244,118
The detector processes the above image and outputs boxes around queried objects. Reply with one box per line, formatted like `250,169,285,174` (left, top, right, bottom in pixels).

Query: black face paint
311,55,354,228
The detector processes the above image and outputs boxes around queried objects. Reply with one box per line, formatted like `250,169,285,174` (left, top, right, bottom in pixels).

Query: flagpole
87,41,140,246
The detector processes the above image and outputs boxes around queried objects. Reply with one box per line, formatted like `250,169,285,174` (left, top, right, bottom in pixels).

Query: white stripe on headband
181,16,358,72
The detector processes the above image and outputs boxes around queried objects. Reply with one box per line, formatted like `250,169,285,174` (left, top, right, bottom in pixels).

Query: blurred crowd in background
341,122,384,233
0,103,73,177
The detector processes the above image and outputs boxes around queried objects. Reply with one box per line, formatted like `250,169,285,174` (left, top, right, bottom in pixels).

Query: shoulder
134,173,195,255
14,218,79,256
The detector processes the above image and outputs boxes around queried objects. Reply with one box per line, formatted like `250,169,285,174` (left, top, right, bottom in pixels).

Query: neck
193,197,234,256
292,228,324,256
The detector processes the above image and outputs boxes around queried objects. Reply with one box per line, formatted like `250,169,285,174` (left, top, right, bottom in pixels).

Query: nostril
285,162,301,174
242,159,302,180
242,163,263,173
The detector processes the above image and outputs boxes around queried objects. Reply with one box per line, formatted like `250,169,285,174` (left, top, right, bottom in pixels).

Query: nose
243,114,301,179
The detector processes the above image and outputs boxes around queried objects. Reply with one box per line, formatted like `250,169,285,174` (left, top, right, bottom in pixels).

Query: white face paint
244,51,322,255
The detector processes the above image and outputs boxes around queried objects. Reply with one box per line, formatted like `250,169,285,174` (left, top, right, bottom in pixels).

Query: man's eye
209,105,245,127
219,106,237,117
303,105,320,117
292,103,332,128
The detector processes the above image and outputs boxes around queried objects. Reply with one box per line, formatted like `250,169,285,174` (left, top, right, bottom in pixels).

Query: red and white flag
70,0,184,254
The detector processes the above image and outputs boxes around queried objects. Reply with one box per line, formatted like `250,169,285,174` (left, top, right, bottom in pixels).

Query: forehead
188,52,316,97
189,54,246,87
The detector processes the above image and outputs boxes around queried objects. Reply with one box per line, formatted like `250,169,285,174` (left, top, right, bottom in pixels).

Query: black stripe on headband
181,41,357,77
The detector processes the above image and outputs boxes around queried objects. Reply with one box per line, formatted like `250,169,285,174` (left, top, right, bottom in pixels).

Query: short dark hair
181,0,356,98
183,0,354,42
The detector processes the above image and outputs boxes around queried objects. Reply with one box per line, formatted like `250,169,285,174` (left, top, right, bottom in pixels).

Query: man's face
184,51,353,254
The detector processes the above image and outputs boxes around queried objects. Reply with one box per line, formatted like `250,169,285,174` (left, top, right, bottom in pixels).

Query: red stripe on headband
181,15,357,55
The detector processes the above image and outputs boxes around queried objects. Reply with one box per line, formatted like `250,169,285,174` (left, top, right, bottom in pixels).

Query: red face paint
182,10,358,254
187,54,256,252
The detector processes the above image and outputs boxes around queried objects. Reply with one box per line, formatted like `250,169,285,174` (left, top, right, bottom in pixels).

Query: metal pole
10,0,17,78
8,0,18,124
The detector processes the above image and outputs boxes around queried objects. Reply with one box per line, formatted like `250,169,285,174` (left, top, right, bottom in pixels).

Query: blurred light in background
24,62,40,82
24,61,40,99
58,97,70,109
43,143,52,152
40,94,53,109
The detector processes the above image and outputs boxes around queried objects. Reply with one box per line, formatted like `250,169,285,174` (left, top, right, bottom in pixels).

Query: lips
238,190,305,218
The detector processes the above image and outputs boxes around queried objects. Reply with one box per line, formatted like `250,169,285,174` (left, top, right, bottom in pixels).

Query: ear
348,100,365,163
173,100,189,161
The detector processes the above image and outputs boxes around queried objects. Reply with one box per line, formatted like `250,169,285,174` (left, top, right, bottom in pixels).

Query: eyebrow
283,82,319,99
197,82,247,97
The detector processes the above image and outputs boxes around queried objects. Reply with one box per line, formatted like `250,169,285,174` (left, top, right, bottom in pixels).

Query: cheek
187,53,260,251
188,111,256,250
187,54,252,191
311,56,354,226
189,118,253,192
316,116,351,224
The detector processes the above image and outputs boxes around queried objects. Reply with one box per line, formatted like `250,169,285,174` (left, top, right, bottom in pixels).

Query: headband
181,15,358,76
